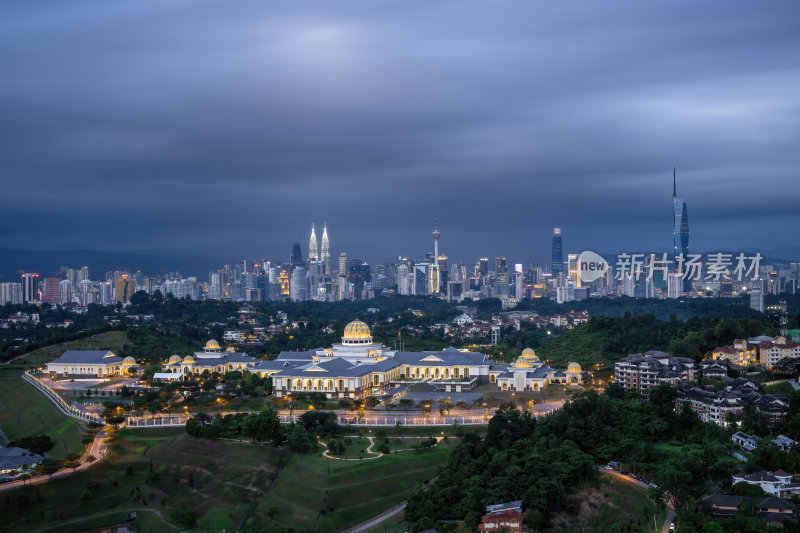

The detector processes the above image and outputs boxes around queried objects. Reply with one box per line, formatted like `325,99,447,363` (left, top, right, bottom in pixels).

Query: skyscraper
321,224,331,275
495,256,509,298
43,276,62,305
21,273,39,303
672,168,690,292
308,224,319,262
290,241,303,267
431,221,441,294
552,228,563,276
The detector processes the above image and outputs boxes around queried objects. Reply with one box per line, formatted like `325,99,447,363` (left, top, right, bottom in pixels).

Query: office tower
115,274,135,303
338,252,347,276
672,168,690,292
567,253,580,288
21,273,39,303
397,263,411,295
291,242,303,267
43,276,62,305
552,228,563,276
414,264,429,295
750,288,764,313
78,266,89,283
667,273,683,298
321,224,331,275
278,267,291,298
291,267,307,301
494,256,509,298
0,283,23,305
308,224,319,262
476,258,489,279
438,255,448,293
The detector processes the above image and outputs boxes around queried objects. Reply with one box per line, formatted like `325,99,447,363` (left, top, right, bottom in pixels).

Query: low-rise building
492,348,582,391
46,350,137,378
478,501,525,532
614,351,695,394
0,447,43,473
711,339,756,366
732,431,760,451
731,470,800,498
676,382,789,427
162,340,258,376
758,336,800,370
703,494,795,524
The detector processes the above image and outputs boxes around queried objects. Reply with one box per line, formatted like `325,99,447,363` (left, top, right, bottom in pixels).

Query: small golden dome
205,339,221,351
343,319,371,340
513,357,531,368
226,346,235,353
183,355,195,364
567,362,582,373
522,347,536,357
167,355,182,364
122,356,136,366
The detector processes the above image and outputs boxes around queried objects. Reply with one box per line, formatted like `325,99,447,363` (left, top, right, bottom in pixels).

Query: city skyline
2,1,800,263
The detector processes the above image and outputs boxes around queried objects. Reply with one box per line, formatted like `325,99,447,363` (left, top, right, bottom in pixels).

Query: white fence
23,372,105,424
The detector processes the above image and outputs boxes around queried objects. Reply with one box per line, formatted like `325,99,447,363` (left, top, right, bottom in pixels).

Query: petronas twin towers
308,224,330,273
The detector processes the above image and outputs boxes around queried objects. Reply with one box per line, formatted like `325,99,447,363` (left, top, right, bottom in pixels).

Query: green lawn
0,376,84,457
251,441,455,533
765,381,795,396
0,428,292,533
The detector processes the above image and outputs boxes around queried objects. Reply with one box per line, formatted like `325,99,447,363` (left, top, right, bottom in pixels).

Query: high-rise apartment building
21,273,39,303
59,279,73,305
0,283,23,305
42,276,62,305
552,228,563,276
115,274,135,303
291,267,307,301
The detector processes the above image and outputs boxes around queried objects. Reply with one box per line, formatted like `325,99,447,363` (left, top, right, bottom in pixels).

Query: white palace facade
159,320,583,400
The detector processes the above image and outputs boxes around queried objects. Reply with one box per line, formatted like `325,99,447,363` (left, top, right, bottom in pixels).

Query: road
598,467,674,532
0,427,109,493
345,502,407,533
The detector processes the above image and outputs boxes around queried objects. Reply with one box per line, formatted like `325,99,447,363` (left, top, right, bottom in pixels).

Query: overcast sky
2,1,799,267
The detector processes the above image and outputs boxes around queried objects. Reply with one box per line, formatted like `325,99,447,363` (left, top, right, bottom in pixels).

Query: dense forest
406,385,800,532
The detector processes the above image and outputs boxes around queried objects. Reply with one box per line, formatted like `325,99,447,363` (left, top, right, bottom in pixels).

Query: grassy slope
1,428,292,532
252,443,455,533
0,331,128,456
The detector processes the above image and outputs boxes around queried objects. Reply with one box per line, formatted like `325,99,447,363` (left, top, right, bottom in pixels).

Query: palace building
47,350,138,378
492,348,582,391
163,339,258,375
157,320,584,399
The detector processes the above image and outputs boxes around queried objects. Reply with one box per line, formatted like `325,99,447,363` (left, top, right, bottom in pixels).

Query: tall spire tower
308,224,319,262
672,168,690,292
431,219,441,294
432,218,440,262
321,224,330,275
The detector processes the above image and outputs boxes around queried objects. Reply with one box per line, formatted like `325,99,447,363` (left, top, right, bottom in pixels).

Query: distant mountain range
0,249,235,282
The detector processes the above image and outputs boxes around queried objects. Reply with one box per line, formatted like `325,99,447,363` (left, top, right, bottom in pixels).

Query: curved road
0,427,109,493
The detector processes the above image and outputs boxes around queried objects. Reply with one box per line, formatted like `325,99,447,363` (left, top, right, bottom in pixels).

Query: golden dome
122,356,136,366
343,319,371,340
521,347,536,357
513,357,531,368
226,346,235,352
567,362,582,373
167,355,182,364
205,339,221,351
183,355,195,364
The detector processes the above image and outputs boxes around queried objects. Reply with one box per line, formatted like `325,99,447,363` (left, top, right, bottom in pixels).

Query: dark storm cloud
1,0,799,266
